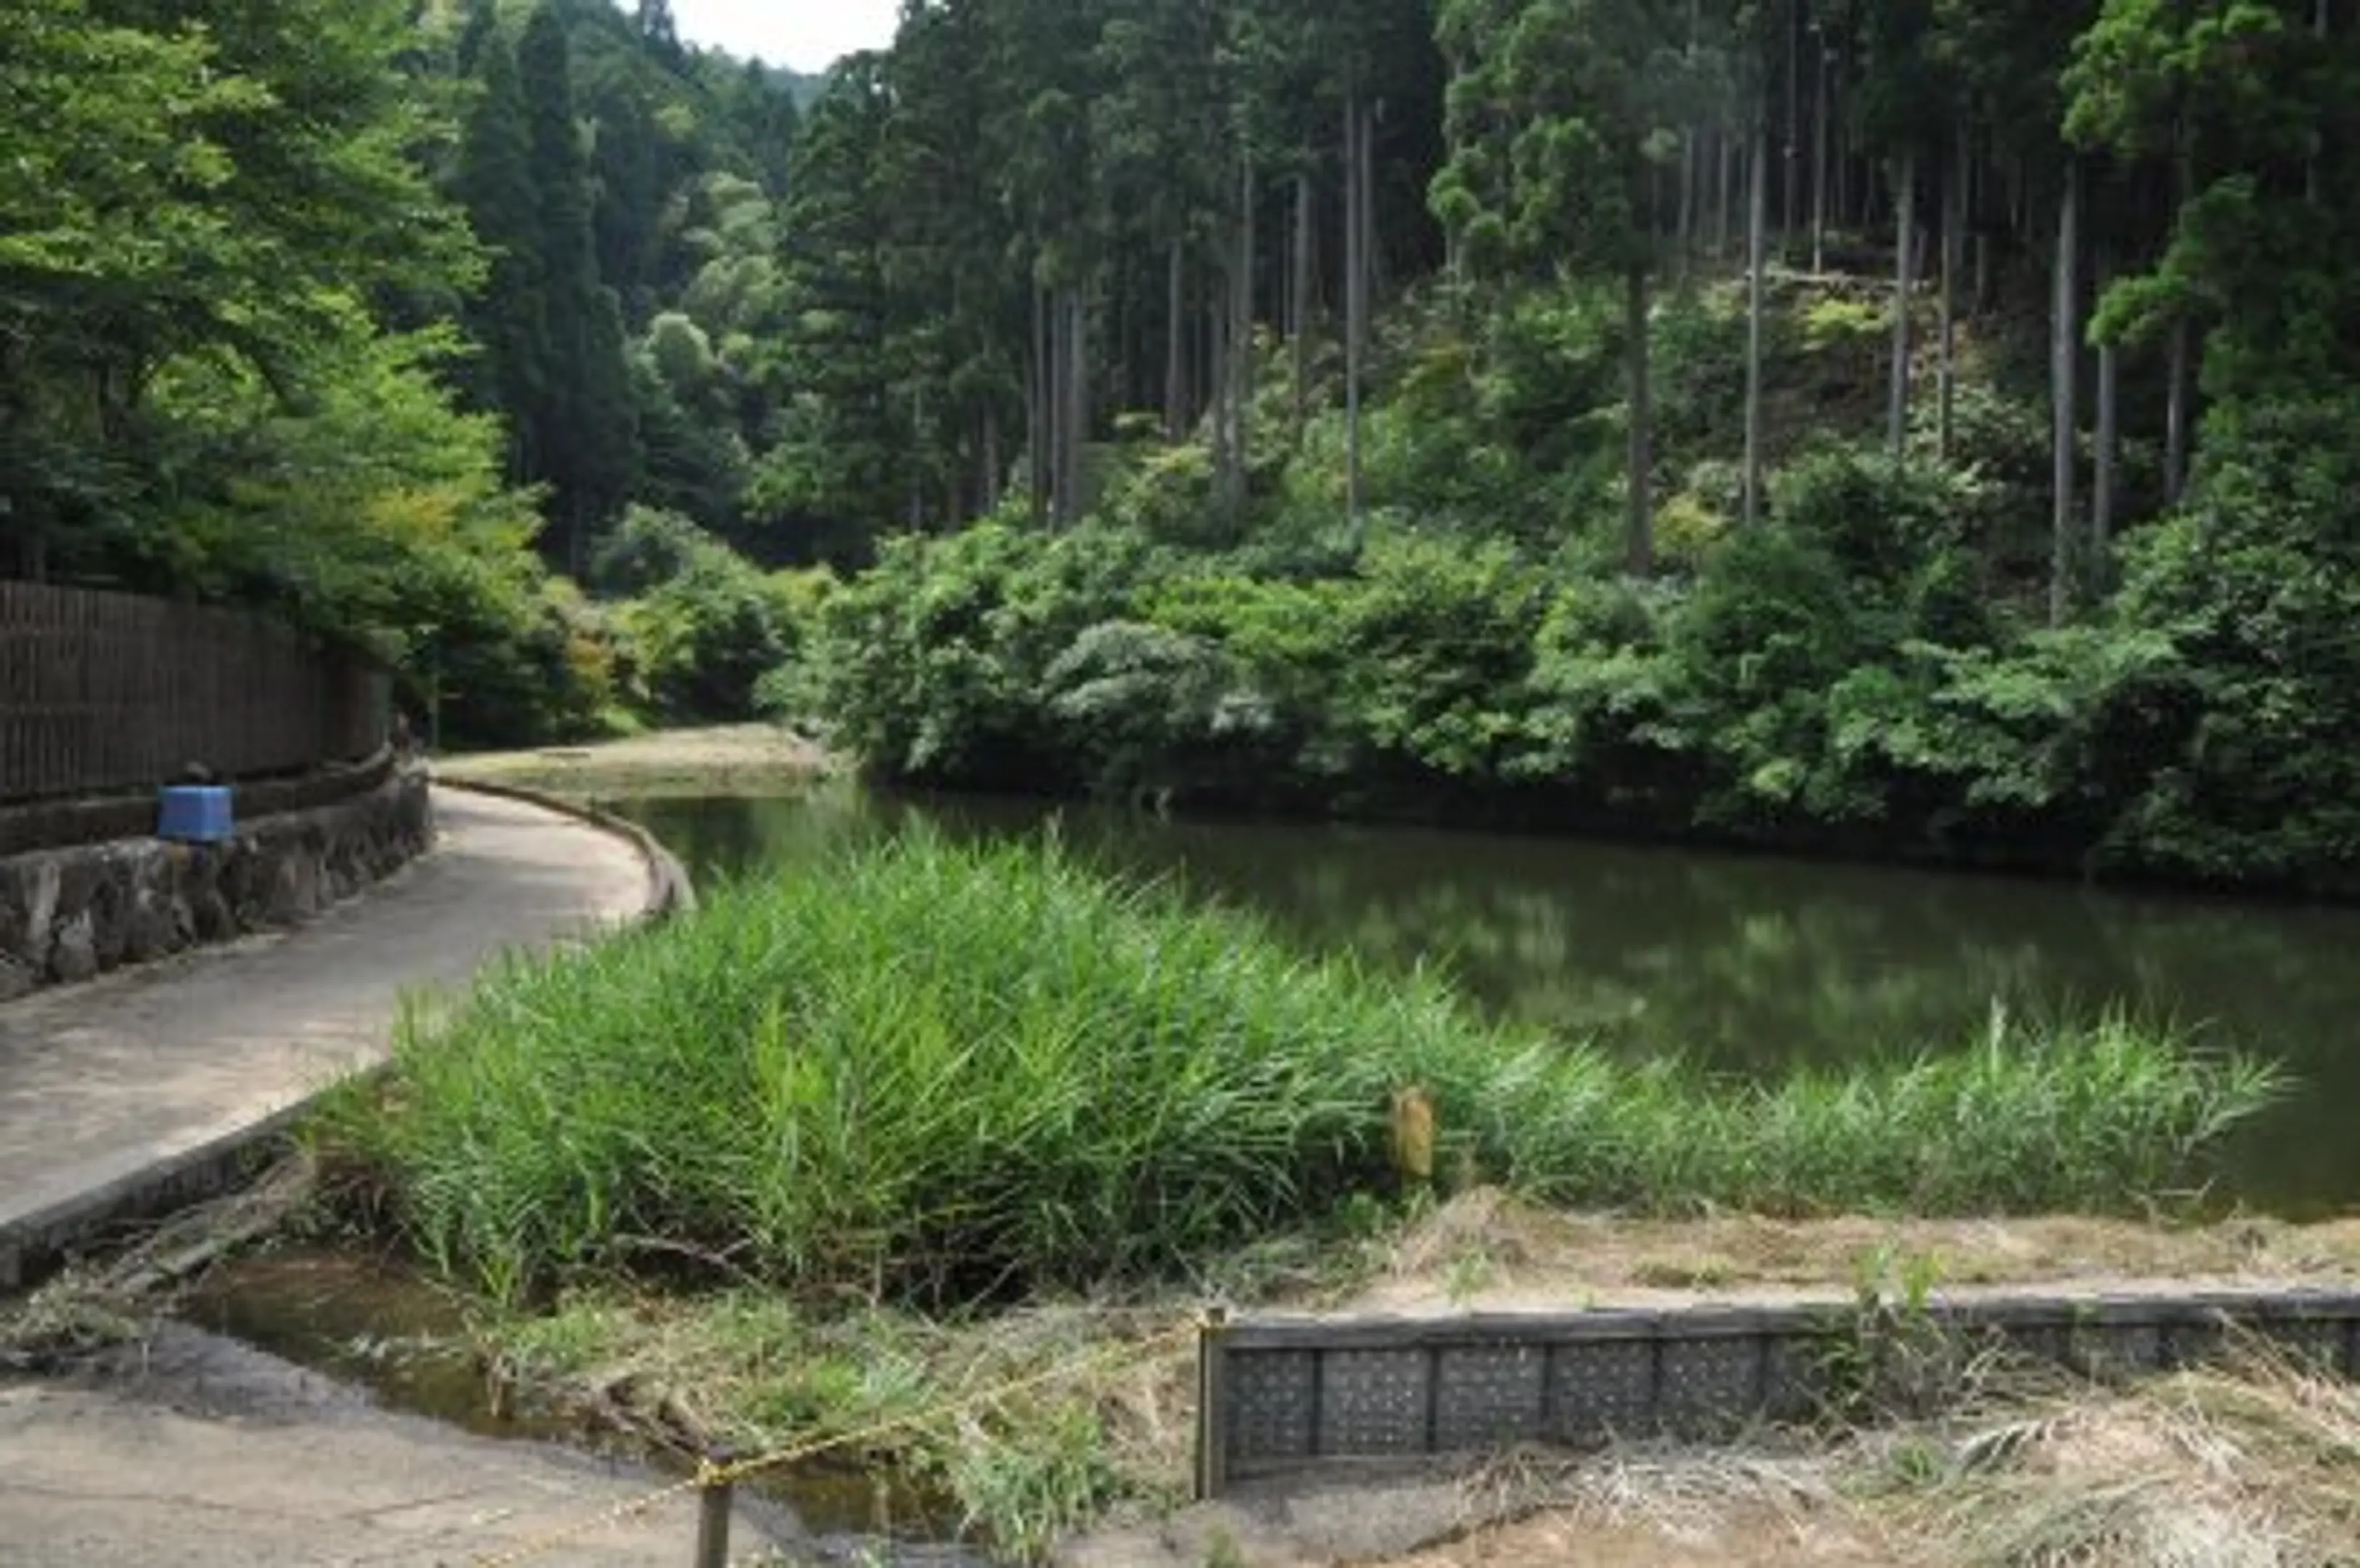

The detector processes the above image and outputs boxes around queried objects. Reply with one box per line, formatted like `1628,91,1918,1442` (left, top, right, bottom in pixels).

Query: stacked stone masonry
0,769,433,1003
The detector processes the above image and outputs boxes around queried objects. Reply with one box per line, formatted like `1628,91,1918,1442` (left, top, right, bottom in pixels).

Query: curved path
0,787,799,1566
0,787,652,1284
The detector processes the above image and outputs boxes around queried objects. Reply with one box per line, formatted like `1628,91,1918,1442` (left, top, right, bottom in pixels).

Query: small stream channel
174,1251,977,1560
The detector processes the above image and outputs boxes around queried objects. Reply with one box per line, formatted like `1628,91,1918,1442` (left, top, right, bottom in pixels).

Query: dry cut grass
1383,1342,2360,1568
1357,1188,2360,1315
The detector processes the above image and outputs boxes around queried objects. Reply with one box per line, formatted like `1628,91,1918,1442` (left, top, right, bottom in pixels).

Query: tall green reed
327,831,2284,1305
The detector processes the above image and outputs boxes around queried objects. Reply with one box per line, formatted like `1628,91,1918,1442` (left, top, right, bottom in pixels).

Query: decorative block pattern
1434,1345,1547,1450
2261,1312,2348,1376
1761,1328,1837,1424
2074,1317,2165,1378
1226,1349,1316,1465
1658,1331,1766,1440
1546,1336,1658,1444
1319,1349,1430,1457
2161,1308,2231,1370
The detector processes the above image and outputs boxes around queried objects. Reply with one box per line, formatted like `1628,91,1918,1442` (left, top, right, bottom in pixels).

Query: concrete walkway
0,1327,795,1567
0,787,654,1286
0,786,725,1566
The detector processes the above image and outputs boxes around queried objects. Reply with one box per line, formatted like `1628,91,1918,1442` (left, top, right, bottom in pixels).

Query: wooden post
1195,1306,1232,1501
694,1448,736,1568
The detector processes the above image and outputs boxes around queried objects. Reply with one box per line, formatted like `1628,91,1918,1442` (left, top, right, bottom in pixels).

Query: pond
609,781,2360,1219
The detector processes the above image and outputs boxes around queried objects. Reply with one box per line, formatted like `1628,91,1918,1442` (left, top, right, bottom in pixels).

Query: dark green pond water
609,782,2360,1218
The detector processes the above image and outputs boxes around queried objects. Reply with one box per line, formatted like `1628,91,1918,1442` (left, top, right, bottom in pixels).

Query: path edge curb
0,782,690,1294
430,777,696,920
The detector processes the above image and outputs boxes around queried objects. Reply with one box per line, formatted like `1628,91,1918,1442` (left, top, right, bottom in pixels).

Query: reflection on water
610,782,2360,1218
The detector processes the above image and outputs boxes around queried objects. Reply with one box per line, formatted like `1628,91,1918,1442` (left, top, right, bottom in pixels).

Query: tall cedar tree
517,3,638,573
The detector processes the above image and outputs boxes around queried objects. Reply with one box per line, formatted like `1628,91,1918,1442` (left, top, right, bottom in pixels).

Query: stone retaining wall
0,767,433,1002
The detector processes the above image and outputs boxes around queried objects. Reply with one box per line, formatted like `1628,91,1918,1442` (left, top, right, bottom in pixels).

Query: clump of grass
488,1291,1192,1559
1526,1004,2284,1219
327,831,2283,1306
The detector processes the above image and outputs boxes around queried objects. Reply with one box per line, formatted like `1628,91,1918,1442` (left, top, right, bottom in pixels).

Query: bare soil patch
436,723,830,797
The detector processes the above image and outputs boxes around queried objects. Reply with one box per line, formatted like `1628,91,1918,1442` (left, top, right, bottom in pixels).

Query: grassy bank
311,834,2284,1557
326,832,2279,1309
463,1198,2360,1565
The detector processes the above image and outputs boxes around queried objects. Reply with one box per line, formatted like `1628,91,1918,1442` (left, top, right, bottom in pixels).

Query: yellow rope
468,1317,1200,1568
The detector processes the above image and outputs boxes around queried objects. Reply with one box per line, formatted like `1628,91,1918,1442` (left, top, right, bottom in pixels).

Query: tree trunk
2308,0,2329,203
1938,126,1964,464
1745,113,1769,527
1783,0,1804,250
1679,128,1700,278
1810,35,1831,272
1208,294,1230,493
2164,126,2193,505
1047,283,1067,525
1712,134,1734,259
2094,260,2120,592
1293,171,1314,421
1680,0,1701,276
1834,113,1852,232
1113,253,1134,415
908,385,925,529
1165,240,1186,441
1361,101,1383,308
1889,147,1917,463
1028,282,1049,526
1346,86,1367,549
1224,154,1256,515
1626,261,1654,574
2049,162,2081,629
981,404,1002,514
1064,286,1087,525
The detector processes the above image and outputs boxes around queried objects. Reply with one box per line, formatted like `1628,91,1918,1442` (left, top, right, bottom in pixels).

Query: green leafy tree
1,0,473,579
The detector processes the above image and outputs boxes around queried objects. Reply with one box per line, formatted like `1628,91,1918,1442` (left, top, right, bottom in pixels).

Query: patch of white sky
667,0,902,75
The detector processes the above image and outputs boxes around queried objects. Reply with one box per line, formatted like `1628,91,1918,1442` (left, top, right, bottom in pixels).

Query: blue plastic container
158,785,235,844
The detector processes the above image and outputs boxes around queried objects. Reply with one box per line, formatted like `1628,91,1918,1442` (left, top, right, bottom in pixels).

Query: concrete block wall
1202,1291,2360,1492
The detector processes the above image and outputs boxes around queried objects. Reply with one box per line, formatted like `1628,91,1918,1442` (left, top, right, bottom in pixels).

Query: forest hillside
7,0,2356,887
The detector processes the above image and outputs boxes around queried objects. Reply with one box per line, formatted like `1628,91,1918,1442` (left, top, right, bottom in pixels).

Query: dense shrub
807,517,1157,787
2103,396,2360,887
787,272,2360,894
598,507,814,722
